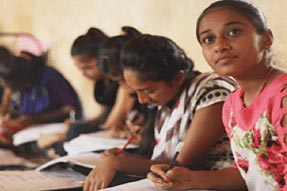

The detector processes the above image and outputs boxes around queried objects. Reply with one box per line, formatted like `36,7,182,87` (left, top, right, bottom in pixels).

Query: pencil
118,128,141,154
167,141,184,170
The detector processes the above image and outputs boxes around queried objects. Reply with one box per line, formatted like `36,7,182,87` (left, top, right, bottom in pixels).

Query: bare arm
102,85,135,131
0,87,11,115
177,102,226,168
282,93,287,144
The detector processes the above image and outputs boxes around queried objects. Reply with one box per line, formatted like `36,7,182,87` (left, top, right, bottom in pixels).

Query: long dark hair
0,47,44,91
71,27,108,58
120,34,199,83
98,26,141,77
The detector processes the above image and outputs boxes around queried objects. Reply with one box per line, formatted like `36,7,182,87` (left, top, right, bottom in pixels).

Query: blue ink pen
167,141,184,170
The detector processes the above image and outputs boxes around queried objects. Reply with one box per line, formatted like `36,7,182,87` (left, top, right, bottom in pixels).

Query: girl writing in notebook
148,0,287,190
84,34,236,190
0,47,82,144
97,26,155,147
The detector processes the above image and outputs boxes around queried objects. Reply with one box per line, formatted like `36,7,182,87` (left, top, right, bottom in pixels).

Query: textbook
36,152,100,171
63,130,138,156
12,123,67,146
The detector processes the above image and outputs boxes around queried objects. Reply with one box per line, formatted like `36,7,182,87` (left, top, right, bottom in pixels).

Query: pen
118,128,141,154
167,141,184,170
69,110,76,122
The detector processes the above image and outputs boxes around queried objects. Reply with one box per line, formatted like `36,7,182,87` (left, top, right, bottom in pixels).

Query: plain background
0,0,286,118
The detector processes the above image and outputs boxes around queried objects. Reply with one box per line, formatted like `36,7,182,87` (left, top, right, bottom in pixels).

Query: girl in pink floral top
148,0,287,191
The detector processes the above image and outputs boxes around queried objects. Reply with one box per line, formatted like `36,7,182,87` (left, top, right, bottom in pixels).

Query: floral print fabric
223,73,287,191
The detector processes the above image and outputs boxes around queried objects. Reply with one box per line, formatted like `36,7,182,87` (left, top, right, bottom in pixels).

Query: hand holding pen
118,128,141,154
167,141,184,170
147,141,185,185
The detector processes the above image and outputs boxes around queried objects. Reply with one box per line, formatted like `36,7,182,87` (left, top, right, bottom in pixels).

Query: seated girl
0,47,82,145
97,26,151,142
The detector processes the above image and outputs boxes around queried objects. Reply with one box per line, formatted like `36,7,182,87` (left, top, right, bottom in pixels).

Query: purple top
14,65,82,121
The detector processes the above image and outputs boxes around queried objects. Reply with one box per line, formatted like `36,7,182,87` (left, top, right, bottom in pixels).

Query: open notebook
12,123,67,146
36,152,100,171
63,130,138,155
0,152,99,191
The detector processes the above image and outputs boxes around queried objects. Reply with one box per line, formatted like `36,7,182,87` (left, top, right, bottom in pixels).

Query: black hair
0,46,11,62
71,27,108,58
196,0,268,43
98,26,141,77
0,47,45,91
120,34,198,83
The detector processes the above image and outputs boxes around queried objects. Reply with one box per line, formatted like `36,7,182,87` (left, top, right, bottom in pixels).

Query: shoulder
39,66,67,83
190,72,237,98
41,66,63,76
187,73,237,111
197,72,237,91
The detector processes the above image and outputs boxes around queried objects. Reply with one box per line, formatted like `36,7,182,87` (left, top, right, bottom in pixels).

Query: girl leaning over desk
83,34,237,191
0,46,82,147
41,28,119,155
97,26,155,148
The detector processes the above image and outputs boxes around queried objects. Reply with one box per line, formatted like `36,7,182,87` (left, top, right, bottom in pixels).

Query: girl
97,26,147,139
0,47,82,143
148,1,287,191
64,27,118,140
84,34,236,190
40,28,118,154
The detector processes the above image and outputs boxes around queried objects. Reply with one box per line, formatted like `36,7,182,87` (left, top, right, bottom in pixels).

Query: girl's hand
147,164,170,184
125,120,143,145
110,129,127,138
83,152,119,191
2,114,31,135
147,164,198,190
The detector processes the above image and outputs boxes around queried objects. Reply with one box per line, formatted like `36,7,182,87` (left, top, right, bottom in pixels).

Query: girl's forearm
114,154,168,176
191,168,247,191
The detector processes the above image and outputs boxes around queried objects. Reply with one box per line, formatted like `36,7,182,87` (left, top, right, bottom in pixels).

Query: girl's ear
175,70,185,85
262,29,273,50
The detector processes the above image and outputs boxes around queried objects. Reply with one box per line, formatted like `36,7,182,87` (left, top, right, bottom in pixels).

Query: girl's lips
215,55,237,64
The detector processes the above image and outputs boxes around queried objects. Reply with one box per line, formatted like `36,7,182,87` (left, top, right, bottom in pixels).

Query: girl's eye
201,35,215,44
143,89,155,94
228,29,241,37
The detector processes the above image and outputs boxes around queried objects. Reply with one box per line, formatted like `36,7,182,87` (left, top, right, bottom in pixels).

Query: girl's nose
214,37,231,53
137,92,149,104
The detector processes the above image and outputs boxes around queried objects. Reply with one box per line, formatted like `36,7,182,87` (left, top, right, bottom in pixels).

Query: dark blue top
13,65,83,121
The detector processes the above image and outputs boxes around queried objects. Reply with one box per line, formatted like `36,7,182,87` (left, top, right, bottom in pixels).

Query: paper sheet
13,123,67,146
63,130,138,156
0,170,84,191
36,152,100,171
100,179,219,191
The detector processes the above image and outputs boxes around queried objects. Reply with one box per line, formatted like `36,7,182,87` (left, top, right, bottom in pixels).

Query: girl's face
72,55,102,81
123,69,182,106
198,8,267,78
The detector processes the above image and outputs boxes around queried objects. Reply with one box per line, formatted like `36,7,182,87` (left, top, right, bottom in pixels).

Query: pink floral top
222,73,287,191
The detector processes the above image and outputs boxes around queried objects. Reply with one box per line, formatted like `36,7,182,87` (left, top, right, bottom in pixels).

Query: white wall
0,0,286,117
